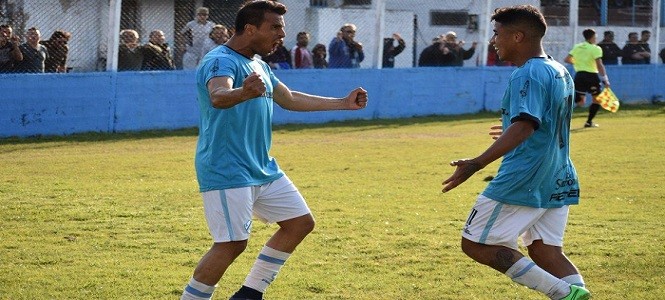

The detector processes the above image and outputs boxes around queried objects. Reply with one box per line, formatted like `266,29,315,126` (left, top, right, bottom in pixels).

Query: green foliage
1,105,664,299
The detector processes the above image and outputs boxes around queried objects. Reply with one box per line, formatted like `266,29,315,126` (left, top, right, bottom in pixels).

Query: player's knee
212,240,248,258
281,214,315,237
298,215,315,235
527,240,563,261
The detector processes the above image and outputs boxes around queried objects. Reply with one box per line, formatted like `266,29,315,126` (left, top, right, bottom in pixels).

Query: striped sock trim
257,253,286,265
185,284,213,298
512,261,536,279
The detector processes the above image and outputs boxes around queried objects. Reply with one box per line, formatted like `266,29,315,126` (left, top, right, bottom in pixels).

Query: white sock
505,257,571,300
181,277,216,300
243,246,291,293
561,274,586,287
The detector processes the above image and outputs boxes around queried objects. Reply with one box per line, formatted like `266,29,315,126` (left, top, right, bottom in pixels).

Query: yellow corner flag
594,87,620,113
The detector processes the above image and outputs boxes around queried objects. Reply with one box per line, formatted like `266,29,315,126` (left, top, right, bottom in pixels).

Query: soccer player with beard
180,1,368,300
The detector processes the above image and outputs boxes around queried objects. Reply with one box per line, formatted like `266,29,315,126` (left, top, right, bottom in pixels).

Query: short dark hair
235,0,287,35
491,5,547,39
50,30,71,41
582,28,596,40
641,30,651,35
604,31,613,37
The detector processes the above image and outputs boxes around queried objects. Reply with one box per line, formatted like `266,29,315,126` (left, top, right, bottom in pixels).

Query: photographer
0,24,24,72
441,31,477,67
382,32,406,68
329,23,364,68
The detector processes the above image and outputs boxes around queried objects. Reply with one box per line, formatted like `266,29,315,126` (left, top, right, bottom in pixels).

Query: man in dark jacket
142,30,175,70
382,32,405,68
597,31,621,65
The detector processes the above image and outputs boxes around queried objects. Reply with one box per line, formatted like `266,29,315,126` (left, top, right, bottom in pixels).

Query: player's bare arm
273,83,368,111
442,119,535,192
207,72,266,109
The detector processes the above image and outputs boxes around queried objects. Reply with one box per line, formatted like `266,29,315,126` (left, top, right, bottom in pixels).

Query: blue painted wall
1,65,663,138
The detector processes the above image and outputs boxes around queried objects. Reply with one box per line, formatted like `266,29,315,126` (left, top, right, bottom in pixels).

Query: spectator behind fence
0,24,23,72
329,23,364,68
660,47,665,63
312,43,327,69
441,31,477,66
382,32,405,68
14,27,47,73
41,30,71,73
142,30,175,71
418,36,450,67
200,24,229,58
180,7,215,70
118,29,143,71
597,31,621,65
262,39,291,69
639,30,651,64
290,31,313,69
621,32,650,65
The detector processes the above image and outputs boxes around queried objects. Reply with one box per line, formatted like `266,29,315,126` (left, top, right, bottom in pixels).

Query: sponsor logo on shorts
463,227,472,235
463,209,477,236
244,220,252,234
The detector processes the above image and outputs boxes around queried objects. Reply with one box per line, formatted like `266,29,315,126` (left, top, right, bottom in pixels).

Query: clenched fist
242,72,266,99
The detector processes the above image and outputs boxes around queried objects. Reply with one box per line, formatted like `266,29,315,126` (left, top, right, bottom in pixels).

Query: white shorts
201,175,311,243
462,195,569,250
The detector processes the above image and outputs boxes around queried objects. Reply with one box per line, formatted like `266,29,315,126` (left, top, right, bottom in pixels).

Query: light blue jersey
195,45,284,192
482,56,579,208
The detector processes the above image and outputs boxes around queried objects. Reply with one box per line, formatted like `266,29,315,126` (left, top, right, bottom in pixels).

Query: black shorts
574,71,601,101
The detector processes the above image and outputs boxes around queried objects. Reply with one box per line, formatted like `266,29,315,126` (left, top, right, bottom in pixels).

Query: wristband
600,75,609,82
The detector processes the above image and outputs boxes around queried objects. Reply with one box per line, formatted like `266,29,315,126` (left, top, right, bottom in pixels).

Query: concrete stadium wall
1,65,663,138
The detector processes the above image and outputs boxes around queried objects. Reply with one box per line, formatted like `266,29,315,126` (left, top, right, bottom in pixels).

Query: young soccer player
442,5,590,300
180,1,368,300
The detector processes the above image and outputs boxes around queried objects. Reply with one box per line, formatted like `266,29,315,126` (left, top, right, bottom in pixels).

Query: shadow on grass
2,103,662,146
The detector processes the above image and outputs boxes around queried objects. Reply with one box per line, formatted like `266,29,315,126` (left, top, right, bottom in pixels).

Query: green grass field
1,105,664,299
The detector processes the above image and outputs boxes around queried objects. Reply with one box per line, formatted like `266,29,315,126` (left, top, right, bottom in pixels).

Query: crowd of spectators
3,13,665,74
1,24,71,73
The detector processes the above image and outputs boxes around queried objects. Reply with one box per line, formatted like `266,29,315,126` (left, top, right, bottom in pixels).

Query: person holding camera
382,32,405,68
328,23,364,68
0,24,23,72
441,31,477,66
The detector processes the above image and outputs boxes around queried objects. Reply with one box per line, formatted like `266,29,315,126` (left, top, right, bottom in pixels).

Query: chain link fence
0,0,662,73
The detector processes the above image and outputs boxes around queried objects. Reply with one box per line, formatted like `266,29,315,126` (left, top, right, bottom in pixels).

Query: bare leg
229,214,316,298
191,214,314,291
192,240,248,286
527,240,580,278
265,213,315,253
461,237,524,273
